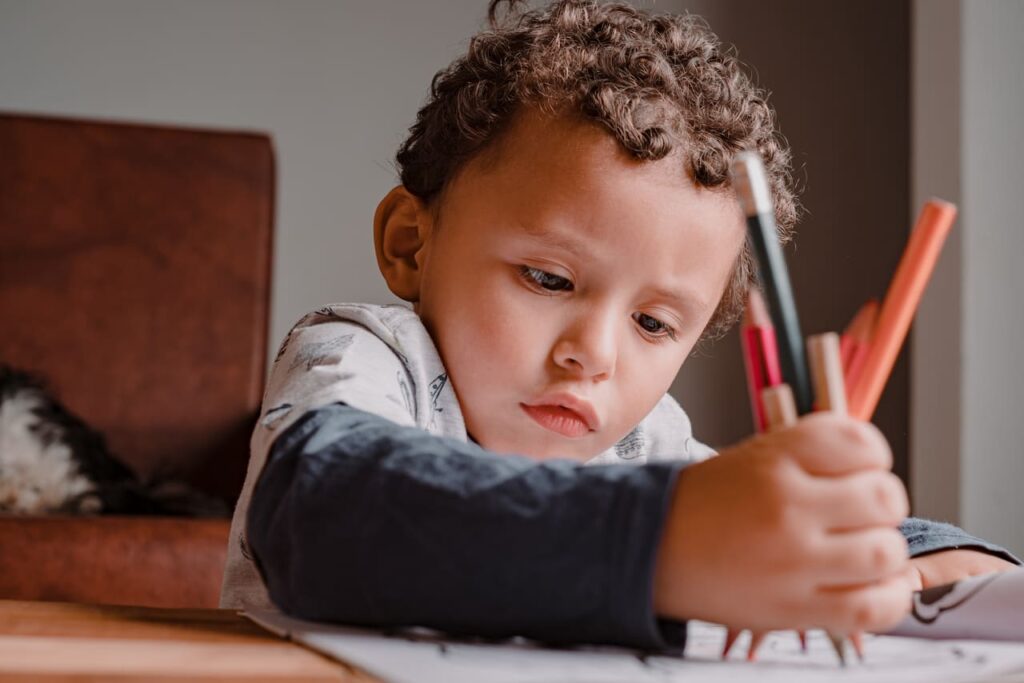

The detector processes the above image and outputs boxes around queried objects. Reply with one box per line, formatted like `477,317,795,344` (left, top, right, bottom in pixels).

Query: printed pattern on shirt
221,302,711,612
287,334,355,373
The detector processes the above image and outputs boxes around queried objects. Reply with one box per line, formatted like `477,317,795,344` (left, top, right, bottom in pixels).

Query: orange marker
848,200,957,420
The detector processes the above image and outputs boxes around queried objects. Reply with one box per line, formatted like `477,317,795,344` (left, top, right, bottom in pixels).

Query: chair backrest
0,113,274,506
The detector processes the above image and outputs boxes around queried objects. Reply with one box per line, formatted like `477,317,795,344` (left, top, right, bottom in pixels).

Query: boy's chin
520,448,597,464
471,431,604,464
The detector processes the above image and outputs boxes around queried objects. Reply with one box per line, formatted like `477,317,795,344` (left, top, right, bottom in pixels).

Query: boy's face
405,110,745,461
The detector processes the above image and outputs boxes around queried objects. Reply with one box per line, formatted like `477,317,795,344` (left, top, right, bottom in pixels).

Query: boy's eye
632,312,677,341
520,266,573,292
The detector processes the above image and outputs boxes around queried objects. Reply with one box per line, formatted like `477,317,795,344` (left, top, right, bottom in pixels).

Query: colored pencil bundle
742,199,957,428
731,152,853,665
730,154,956,665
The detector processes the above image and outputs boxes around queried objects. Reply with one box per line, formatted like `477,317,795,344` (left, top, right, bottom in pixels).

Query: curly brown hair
396,0,797,340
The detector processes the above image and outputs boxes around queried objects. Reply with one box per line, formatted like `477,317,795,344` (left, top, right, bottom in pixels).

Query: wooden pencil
808,332,846,414
742,288,783,432
761,384,798,430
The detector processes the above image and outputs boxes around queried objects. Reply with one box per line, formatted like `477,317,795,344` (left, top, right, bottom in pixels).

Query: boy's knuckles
762,482,809,533
869,534,906,575
851,597,885,632
872,474,910,520
837,421,890,466
861,585,910,632
761,453,804,488
867,476,895,517
783,517,817,553
828,572,912,632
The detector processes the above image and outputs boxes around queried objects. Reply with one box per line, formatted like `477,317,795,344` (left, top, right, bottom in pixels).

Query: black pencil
729,152,815,415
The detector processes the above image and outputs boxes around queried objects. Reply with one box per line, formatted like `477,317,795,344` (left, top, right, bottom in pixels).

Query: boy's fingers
813,528,910,585
783,414,893,475
813,567,915,634
812,471,909,529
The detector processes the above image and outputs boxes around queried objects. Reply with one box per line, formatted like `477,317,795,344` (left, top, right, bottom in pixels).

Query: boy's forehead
481,108,660,180
444,105,745,259
455,108,709,220
461,108,740,225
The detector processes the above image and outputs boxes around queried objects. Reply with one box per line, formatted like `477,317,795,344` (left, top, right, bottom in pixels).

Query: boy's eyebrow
518,223,591,257
647,284,708,317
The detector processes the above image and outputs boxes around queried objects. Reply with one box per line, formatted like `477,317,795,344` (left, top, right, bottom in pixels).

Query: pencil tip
927,197,957,211
722,629,741,659
851,632,866,662
829,635,847,667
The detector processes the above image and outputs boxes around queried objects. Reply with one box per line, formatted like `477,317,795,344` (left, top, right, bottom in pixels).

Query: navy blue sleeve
900,517,1021,564
247,403,688,651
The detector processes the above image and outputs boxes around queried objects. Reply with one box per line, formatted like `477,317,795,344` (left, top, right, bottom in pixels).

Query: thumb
779,413,893,476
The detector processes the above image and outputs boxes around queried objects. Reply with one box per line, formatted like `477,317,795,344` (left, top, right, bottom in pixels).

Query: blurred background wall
668,0,912,485
911,0,1024,557
1,0,1021,554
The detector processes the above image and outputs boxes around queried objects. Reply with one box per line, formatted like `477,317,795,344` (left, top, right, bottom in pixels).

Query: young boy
222,0,1017,650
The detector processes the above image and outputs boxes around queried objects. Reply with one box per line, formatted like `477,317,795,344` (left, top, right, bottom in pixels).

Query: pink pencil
741,289,783,431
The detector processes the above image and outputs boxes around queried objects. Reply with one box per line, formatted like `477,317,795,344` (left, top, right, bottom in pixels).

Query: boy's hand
909,550,1018,591
653,413,915,635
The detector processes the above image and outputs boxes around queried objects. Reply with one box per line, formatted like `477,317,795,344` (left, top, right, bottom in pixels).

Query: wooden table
0,600,381,682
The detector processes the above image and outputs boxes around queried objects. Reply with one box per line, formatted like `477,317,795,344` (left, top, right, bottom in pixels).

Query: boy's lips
521,393,599,438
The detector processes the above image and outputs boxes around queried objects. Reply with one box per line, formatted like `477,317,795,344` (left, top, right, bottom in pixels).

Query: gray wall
911,0,964,531
0,0,488,349
959,0,1024,553
912,0,1024,556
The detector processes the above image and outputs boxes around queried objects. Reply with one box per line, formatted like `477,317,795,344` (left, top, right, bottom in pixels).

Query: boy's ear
373,186,433,302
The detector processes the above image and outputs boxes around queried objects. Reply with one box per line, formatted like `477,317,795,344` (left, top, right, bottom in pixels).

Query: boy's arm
901,518,1021,589
900,517,1020,563
247,402,688,651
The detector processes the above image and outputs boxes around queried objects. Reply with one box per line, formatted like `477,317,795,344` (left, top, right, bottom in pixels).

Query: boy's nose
552,311,618,381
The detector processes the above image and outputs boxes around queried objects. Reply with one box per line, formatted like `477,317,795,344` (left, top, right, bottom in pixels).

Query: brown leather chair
0,113,274,607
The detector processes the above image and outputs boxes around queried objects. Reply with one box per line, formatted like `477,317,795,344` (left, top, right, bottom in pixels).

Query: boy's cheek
910,549,1018,589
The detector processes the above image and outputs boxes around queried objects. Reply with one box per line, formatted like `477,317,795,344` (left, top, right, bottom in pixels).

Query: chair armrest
0,516,230,608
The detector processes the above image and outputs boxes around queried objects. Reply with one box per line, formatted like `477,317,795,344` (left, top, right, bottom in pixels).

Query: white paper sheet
247,607,1024,683
889,567,1024,641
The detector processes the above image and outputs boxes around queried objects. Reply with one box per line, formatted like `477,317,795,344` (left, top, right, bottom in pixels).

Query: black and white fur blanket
0,365,225,516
